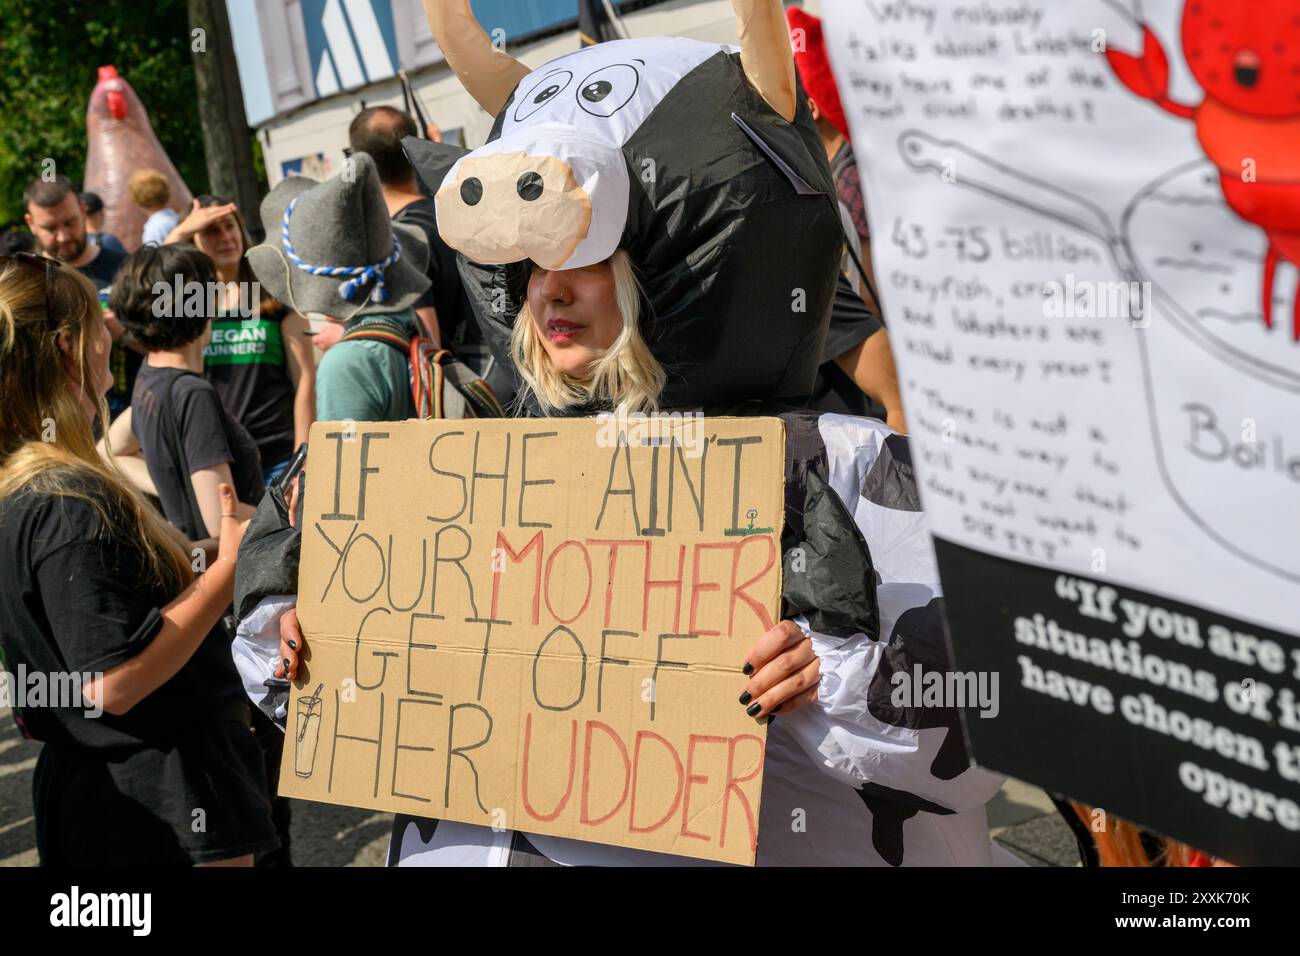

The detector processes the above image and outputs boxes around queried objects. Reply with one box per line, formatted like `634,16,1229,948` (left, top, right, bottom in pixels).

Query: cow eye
577,63,639,117
514,70,573,122
581,80,613,103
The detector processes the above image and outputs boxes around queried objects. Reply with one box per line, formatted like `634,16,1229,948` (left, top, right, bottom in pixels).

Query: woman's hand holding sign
276,471,307,683
740,619,820,720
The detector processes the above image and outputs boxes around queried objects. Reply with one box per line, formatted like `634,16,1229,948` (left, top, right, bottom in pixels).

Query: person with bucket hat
247,153,433,425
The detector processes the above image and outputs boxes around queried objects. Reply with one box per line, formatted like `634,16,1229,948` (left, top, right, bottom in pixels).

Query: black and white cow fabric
384,411,1006,867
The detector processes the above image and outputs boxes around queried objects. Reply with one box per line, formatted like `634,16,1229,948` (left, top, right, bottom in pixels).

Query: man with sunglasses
24,174,136,416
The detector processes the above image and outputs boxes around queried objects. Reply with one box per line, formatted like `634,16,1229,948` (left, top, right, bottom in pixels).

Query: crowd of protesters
0,5,1233,869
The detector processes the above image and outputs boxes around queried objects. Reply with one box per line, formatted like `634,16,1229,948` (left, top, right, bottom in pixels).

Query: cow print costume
379,412,1006,867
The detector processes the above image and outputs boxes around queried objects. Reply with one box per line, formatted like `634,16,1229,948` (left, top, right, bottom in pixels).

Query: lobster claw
1106,26,1171,102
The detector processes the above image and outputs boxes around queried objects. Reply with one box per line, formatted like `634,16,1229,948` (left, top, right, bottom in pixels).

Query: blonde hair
511,250,666,415
0,258,194,592
127,169,170,210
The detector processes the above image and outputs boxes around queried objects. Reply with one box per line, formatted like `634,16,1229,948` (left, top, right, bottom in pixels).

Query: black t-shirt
76,243,126,290
76,243,139,418
0,479,278,864
808,274,886,417
0,484,247,749
204,303,298,470
131,365,264,540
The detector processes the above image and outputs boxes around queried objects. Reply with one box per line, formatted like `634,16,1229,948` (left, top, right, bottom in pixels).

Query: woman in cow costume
239,0,1007,866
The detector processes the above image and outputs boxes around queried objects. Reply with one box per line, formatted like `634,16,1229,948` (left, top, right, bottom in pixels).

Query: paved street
1,706,1078,867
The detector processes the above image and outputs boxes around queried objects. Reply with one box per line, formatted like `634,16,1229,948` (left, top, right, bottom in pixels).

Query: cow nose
436,148,617,270
1234,50,1261,89
517,171,544,202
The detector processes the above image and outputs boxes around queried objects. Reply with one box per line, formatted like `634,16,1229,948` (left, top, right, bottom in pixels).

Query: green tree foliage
0,0,208,227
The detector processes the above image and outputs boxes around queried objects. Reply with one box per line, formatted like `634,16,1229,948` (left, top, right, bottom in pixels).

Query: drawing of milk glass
295,683,325,779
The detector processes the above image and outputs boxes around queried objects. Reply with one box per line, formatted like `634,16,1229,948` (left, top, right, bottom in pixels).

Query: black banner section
934,537,1300,867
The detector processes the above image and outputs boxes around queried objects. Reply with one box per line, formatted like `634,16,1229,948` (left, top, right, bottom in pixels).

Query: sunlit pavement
1,706,1074,867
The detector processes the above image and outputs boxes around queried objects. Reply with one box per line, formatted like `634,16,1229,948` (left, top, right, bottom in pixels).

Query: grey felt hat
247,153,430,319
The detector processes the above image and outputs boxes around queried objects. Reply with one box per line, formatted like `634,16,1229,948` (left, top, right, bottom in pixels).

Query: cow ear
423,0,532,116
732,0,797,121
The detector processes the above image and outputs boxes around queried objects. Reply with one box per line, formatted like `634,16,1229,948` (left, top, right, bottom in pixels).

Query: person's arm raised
163,199,238,245
84,485,248,716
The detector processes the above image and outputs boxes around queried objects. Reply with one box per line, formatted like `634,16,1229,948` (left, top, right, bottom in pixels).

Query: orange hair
1072,802,1197,867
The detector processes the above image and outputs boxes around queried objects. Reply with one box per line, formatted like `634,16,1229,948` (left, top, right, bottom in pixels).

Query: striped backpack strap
410,339,448,419
437,354,507,418
339,317,431,415
339,318,505,419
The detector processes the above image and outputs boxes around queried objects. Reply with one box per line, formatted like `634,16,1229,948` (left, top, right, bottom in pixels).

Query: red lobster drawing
1107,1,1300,340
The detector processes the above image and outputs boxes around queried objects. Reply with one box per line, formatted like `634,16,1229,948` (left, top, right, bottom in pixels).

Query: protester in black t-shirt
165,194,316,485
23,174,136,416
348,105,517,405
805,275,907,430
0,253,277,865
108,245,264,541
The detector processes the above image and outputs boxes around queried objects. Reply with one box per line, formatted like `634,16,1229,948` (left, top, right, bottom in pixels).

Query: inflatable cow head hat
408,0,843,408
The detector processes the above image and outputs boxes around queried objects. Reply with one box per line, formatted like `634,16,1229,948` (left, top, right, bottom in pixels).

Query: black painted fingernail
288,639,297,650
739,691,752,705
771,704,782,714
283,657,291,672
746,702,761,717
766,714,776,725
742,663,754,676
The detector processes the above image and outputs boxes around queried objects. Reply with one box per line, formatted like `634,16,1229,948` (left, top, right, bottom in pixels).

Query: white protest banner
824,0,1300,863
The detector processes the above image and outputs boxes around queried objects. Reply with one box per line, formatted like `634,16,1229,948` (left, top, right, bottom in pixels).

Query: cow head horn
732,0,797,121
422,0,533,116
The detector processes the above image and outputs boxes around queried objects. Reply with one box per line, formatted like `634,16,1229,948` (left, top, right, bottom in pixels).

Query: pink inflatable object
82,65,192,252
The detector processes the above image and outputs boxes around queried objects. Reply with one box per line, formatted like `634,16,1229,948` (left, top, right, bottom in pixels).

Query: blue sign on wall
302,0,642,98
469,0,580,37
302,0,401,96
468,1,637,44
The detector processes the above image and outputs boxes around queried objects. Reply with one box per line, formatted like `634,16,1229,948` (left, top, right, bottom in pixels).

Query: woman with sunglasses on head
166,195,316,487
0,254,279,866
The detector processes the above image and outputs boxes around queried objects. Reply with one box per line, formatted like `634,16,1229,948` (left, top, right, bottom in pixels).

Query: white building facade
226,0,812,186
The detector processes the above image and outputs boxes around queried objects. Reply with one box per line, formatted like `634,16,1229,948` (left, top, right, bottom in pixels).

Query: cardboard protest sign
279,416,783,865
824,0,1300,863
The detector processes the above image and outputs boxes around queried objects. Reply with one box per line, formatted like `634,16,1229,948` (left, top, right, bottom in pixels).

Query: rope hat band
281,196,402,304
